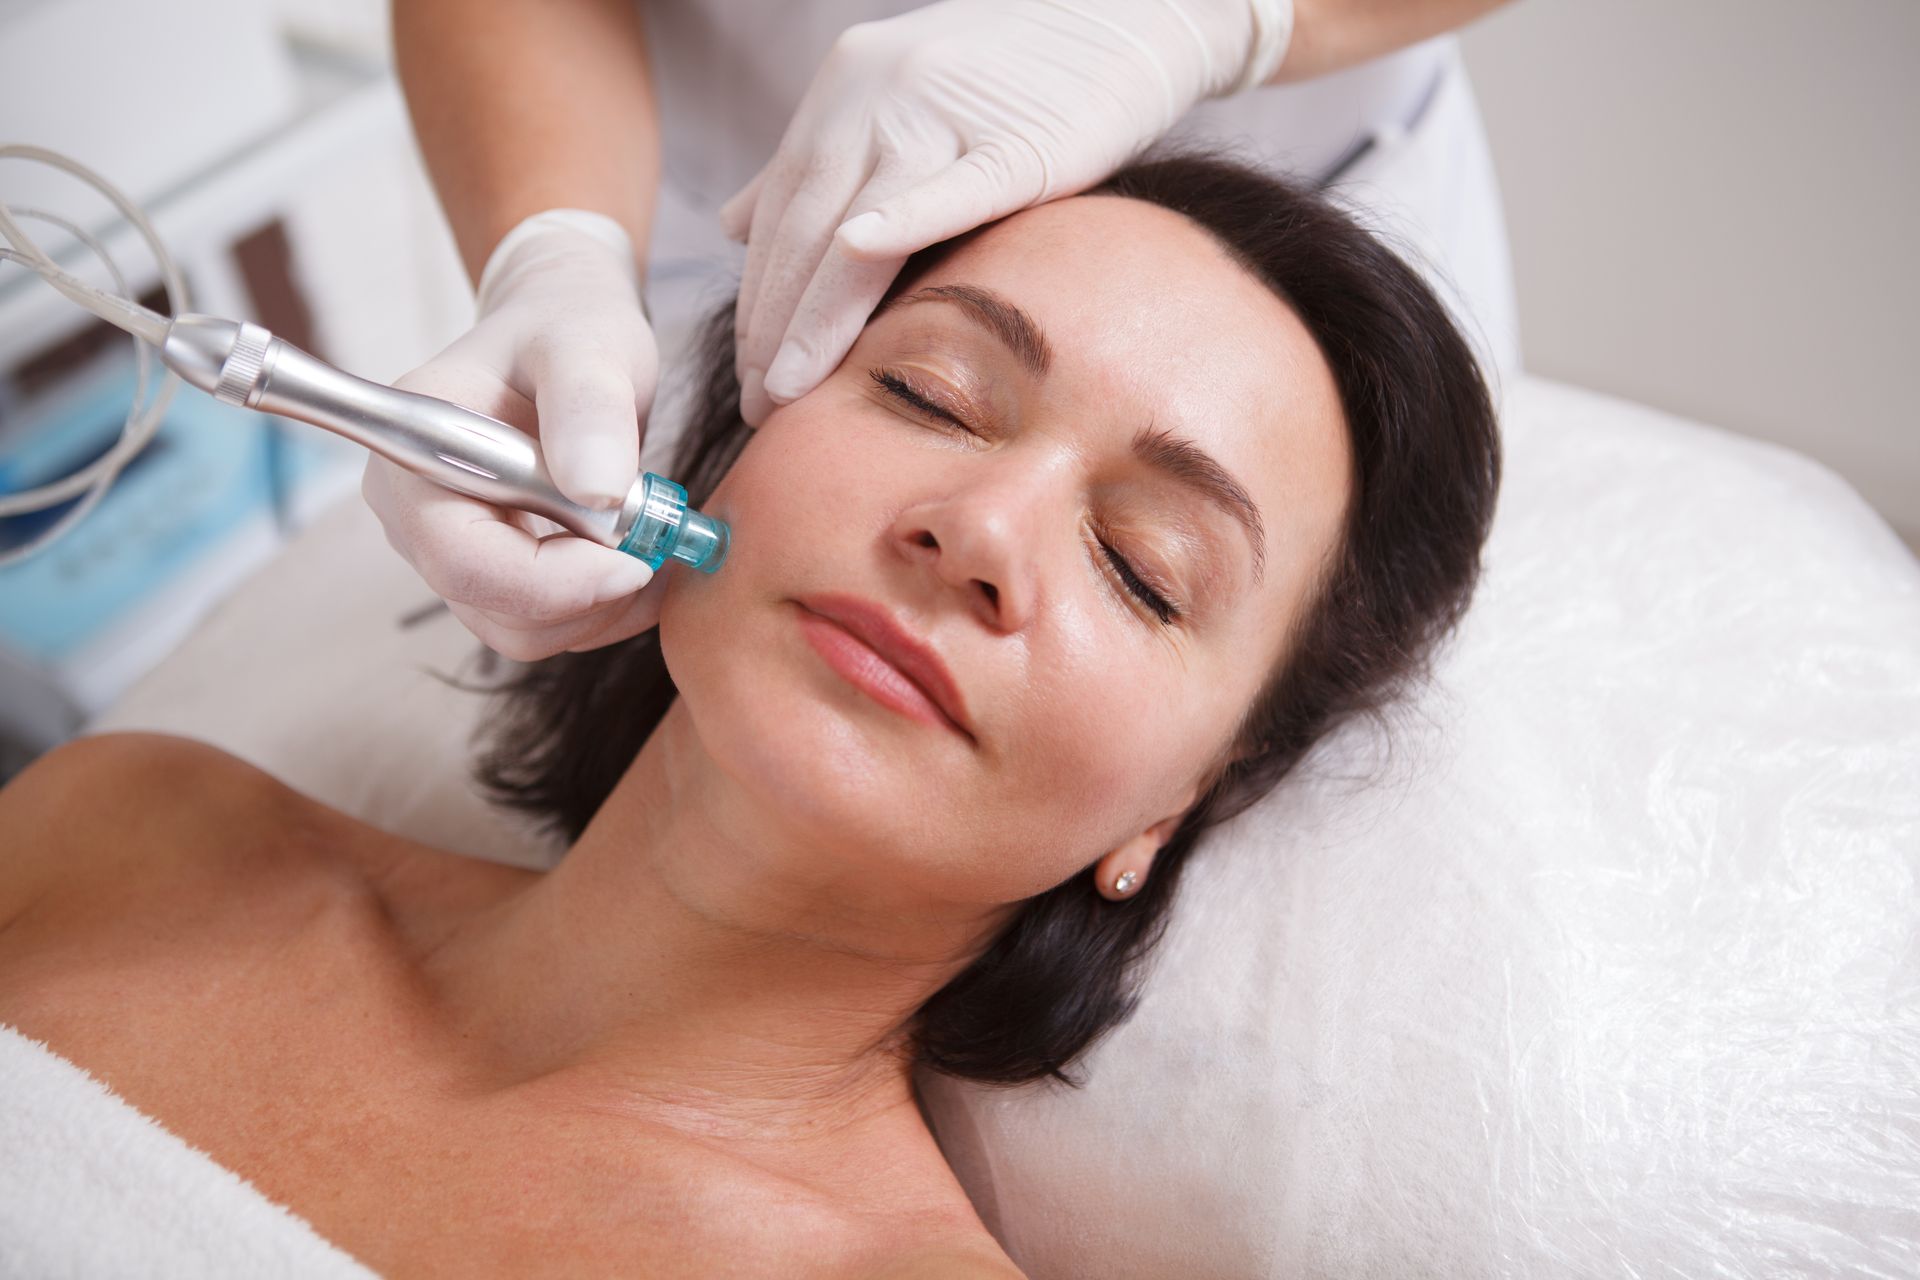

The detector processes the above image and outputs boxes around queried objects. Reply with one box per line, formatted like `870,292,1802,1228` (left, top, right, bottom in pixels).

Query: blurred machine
0,349,358,758
0,0,405,775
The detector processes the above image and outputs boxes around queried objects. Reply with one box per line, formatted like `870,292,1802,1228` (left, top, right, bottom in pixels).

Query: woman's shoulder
3,731,314,844
865,1243,1027,1278
841,1123,1029,1279
0,731,334,928
7,728,258,791
5,730,291,819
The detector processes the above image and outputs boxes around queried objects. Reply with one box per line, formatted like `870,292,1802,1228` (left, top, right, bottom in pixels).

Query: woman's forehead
904,197,1334,418
881,194,1351,553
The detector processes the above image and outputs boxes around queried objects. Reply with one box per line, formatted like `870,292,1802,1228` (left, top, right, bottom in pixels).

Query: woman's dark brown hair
471,148,1501,1087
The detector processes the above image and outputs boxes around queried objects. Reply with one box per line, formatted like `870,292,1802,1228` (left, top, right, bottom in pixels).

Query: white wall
1460,0,1920,547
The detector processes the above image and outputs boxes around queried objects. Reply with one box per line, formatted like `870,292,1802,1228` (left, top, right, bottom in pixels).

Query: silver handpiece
158,314,726,572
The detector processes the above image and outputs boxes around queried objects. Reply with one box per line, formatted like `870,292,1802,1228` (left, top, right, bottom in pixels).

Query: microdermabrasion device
159,316,727,574
0,142,726,574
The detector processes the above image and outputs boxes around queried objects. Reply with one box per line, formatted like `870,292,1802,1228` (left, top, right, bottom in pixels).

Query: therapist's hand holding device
720,0,1295,426
362,209,679,661
366,0,1290,658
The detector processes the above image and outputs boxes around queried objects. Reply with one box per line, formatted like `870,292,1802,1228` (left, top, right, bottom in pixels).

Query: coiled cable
0,144,189,567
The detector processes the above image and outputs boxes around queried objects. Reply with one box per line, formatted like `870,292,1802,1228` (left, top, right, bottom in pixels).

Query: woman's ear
1092,787,1199,901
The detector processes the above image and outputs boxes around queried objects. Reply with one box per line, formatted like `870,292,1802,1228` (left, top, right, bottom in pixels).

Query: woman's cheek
1002,654,1133,805
749,396,873,483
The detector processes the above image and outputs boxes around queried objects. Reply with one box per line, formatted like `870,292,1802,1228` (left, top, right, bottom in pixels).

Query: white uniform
633,0,1519,387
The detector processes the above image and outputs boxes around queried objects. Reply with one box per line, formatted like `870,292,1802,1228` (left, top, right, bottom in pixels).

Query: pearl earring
1112,870,1139,895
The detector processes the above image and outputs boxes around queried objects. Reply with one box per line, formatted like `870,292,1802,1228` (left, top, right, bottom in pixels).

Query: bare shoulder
3,730,241,802
863,1241,1027,1279
0,731,324,927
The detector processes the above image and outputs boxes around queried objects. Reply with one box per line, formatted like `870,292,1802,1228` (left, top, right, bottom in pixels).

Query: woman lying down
0,151,1499,1278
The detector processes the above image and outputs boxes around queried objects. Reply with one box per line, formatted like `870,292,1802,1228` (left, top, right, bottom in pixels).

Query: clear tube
0,144,190,568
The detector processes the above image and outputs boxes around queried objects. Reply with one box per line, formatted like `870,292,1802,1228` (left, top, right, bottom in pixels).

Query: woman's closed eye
868,367,1183,626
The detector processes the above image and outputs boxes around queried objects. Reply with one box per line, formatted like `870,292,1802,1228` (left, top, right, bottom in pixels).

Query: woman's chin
674,644,915,819
660,587,1010,886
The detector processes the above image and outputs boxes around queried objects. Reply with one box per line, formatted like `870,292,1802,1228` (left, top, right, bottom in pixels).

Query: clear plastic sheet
915,375,1920,1278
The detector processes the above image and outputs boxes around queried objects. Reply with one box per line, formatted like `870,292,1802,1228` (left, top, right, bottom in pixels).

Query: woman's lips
795,606,972,741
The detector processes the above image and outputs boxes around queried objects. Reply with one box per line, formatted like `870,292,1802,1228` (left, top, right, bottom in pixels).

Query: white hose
0,144,190,567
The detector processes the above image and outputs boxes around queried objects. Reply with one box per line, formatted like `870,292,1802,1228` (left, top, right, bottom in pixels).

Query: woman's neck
411,697,1009,1153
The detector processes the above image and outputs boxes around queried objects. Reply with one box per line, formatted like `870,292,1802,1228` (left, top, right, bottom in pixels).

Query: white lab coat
632,0,1519,409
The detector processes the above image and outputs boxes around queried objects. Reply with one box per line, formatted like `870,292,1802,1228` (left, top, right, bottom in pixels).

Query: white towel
0,1022,376,1279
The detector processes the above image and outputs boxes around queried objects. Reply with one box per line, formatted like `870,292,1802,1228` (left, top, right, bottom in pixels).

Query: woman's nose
891,457,1062,632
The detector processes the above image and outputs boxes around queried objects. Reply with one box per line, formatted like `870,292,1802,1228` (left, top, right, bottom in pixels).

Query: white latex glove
362,209,667,661
720,0,1294,426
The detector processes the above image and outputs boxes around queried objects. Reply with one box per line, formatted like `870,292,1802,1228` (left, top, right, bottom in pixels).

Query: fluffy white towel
0,1022,376,1279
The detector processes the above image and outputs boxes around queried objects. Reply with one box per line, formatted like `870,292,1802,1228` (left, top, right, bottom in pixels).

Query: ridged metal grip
212,321,271,407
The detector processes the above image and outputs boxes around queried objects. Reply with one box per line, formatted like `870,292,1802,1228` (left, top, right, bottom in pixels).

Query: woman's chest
0,878,883,1277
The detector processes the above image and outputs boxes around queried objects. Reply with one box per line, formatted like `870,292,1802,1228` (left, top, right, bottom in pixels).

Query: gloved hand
720,0,1294,426
362,209,666,661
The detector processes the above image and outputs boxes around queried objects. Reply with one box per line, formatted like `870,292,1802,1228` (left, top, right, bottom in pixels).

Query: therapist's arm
1269,0,1517,84
391,0,663,285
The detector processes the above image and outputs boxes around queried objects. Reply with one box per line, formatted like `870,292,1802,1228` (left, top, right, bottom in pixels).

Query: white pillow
93,376,1920,1276
913,378,1920,1278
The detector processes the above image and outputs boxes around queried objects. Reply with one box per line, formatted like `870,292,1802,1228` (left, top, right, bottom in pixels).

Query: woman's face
659,194,1351,905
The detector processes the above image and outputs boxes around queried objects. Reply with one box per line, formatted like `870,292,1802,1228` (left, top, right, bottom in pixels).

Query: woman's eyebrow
1132,426,1268,585
875,281,1268,585
875,283,1053,378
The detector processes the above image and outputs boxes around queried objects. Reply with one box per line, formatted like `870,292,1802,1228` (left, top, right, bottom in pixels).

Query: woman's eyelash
869,368,1182,626
870,369,970,431
1099,539,1180,625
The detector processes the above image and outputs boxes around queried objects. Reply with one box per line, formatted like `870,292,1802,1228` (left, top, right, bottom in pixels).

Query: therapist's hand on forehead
377,0,1503,661
720,0,1293,426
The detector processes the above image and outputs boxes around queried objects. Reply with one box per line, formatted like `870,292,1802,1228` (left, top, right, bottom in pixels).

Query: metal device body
159,314,667,557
